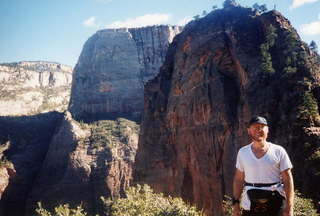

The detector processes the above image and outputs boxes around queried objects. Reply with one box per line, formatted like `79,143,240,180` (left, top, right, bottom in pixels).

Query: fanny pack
247,189,284,215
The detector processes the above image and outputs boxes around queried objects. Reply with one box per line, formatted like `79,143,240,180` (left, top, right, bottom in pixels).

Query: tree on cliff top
223,0,239,8
310,40,318,53
252,3,268,13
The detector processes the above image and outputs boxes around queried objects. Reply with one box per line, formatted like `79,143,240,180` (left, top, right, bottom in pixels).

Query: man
232,116,294,216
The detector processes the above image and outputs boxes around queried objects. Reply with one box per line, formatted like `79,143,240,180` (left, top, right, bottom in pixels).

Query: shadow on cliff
0,111,64,216
74,111,142,124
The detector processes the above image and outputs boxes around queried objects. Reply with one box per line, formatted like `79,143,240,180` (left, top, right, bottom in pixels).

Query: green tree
193,15,200,20
252,3,267,12
223,0,238,8
298,91,319,120
260,25,277,74
212,5,218,10
202,10,208,16
310,40,318,53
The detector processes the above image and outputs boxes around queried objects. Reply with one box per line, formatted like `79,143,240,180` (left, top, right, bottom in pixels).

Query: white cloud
177,17,192,26
290,0,320,9
83,17,99,28
106,14,171,28
300,21,320,35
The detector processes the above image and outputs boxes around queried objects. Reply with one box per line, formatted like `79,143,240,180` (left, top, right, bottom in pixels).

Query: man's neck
252,140,268,149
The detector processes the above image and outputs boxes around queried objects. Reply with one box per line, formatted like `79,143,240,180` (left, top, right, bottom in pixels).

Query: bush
298,91,319,121
103,184,203,216
36,185,202,216
294,192,318,216
260,25,277,75
36,202,88,216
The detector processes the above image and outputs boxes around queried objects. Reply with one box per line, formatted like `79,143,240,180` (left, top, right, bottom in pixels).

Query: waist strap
244,182,280,187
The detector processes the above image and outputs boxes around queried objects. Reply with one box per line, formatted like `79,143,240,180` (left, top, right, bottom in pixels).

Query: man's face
247,123,269,142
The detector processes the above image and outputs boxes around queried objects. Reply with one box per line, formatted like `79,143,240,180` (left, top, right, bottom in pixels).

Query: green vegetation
0,141,13,168
36,184,203,216
223,0,238,8
104,184,203,216
89,118,139,149
36,203,88,216
310,40,318,53
294,192,319,216
36,188,318,216
298,91,320,121
260,24,277,75
252,3,267,13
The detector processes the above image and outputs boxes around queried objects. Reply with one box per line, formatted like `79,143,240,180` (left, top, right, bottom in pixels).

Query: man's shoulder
239,143,252,153
269,142,288,154
269,142,286,150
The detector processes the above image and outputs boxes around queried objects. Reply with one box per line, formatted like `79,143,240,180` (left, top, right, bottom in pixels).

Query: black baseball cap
248,116,268,126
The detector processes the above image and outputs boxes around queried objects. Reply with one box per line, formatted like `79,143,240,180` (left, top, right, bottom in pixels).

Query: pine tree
223,0,238,8
310,40,318,53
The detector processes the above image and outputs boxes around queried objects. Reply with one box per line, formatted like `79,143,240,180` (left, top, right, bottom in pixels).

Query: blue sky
0,0,319,66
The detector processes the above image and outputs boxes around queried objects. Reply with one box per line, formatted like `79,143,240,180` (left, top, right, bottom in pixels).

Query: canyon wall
69,25,182,121
134,6,320,216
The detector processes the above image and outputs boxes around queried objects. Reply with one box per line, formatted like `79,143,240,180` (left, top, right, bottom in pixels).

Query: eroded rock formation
69,25,182,121
0,61,72,116
25,112,139,216
134,6,320,216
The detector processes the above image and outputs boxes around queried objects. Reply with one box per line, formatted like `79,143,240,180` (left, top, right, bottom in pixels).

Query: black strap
244,182,279,187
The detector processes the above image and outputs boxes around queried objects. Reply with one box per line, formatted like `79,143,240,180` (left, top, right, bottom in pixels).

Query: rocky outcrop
25,112,139,216
134,6,320,216
0,61,73,116
69,25,182,121
0,112,63,216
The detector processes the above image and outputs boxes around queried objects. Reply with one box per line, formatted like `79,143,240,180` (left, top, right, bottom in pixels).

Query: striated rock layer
134,6,320,216
0,61,73,116
69,25,182,121
25,112,139,216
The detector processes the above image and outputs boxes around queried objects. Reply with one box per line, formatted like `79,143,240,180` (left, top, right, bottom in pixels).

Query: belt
244,182,280,187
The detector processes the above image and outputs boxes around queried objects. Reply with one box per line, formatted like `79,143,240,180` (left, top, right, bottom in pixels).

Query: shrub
260,25,277,75
294,192,318,216
103,184,203,216
36,185,203,216
36,202,88,216
298,91,319,121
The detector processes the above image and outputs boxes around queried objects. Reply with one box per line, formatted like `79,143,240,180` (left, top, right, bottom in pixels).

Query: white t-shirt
236,142,293,183
235,142,293,210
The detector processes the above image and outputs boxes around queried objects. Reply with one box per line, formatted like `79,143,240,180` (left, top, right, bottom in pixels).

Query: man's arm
281,168,294,216
232,168,245,216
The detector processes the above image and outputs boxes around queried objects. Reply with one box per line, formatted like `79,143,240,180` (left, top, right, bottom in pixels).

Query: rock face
0,112,63,216
25,112,139,216
69,25,182,121
134,6,320,216
0,61,73,116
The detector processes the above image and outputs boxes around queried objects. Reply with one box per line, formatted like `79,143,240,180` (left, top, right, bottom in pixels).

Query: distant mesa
0,61,73,116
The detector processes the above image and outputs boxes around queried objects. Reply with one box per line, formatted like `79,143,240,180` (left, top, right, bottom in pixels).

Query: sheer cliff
134,6,320,216
0,61,72,116
69,25,182,121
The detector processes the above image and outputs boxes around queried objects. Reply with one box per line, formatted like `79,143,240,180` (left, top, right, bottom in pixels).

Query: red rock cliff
134,6,320,216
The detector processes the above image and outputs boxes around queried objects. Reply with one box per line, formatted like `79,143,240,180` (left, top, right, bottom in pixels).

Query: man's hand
232,169,244,216
281,169,294,216
232,203,241,216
